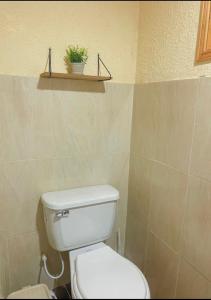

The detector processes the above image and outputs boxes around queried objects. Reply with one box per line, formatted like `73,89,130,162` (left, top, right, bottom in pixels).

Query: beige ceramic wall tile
27,93,57,160
94,151,130,181
0,233,9,298
8,232,41,294
183,176,211,281
7,221,68,293
0,90,32,162
0,75,14,93
1,152,126,237
133,80,198,173
176,259,211,299
0,77,134,162
102,83,134,155
125,215,148,270
149,161,188,252
125,103,153,267
126,78,211,299
127,155,152,224
0,159,65,235
0,75,133,293
91,150,131,252
0,77,57,162
191,78,211,181
131,84,155,162
51,82,133,158
113,158,130,253
0,151,129,267
91,151,130,252
51,88,101,158
145,233,179,299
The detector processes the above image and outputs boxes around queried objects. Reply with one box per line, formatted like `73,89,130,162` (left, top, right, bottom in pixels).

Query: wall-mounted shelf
40,48,112,82
40,72,111,82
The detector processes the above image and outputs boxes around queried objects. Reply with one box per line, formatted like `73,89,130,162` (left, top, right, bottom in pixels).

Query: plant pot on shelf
71,62,85,74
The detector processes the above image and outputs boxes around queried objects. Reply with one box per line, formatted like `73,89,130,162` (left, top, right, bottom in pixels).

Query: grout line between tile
6,235,12,297
6,230,39,241
4,235,10,298
125,83,136,234
134,154,188,177
0,151,130,167
181,256,211,285
173,78,200,298
143,171,154,271
149,231,179,257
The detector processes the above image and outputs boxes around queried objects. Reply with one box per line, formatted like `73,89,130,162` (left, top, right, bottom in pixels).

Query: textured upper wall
136,1,211,83
0,1,139,83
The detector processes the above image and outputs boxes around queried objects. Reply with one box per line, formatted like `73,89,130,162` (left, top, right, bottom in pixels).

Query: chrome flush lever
56,210,69,218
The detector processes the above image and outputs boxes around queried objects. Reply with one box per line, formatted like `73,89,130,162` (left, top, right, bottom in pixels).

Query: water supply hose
42,252,64,280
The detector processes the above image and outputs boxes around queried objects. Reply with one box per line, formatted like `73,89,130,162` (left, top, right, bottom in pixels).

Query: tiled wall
125,77,211,299
0,75,133,297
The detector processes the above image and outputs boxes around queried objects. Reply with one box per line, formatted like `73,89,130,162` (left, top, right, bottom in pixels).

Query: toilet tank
41,185,119,252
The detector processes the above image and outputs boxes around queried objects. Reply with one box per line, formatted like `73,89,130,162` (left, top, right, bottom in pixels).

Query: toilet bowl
42,185,150,299
69,243,150,299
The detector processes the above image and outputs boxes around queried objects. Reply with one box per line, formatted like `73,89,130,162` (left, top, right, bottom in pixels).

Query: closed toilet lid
74,246,148,299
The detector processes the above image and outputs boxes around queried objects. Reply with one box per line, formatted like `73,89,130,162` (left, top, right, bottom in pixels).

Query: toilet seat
73,245,150,299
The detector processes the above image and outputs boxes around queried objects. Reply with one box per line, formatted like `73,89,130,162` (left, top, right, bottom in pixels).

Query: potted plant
64,45,88,74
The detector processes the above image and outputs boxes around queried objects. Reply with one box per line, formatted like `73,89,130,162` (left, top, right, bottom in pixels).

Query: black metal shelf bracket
47,48,52,77
46,48,112,80
97,53,112,80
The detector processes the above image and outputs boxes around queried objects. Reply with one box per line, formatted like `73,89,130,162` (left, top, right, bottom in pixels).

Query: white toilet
41,185,150,299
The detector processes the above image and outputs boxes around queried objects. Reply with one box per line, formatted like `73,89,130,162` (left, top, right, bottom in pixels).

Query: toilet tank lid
41,185,119,210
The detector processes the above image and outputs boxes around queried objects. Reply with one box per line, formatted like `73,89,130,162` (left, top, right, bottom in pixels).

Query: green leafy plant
64,45,88,64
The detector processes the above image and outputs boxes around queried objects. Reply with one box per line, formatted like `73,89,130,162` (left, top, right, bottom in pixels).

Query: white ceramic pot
71,62,85,74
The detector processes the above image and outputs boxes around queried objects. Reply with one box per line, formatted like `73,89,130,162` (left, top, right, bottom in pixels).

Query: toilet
41,185,150,299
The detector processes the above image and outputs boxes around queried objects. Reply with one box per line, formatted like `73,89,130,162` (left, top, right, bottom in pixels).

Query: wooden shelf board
40,72,111,81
